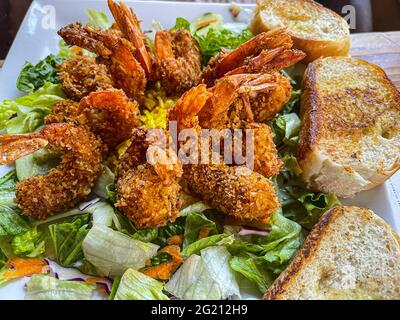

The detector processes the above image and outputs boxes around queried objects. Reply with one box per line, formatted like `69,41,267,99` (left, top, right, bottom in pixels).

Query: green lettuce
16,54,64,93
0,82,65,134
87,9,112,30
183,212,218,248
272,113,301,147
93,166,115,199
113,268,169,300
16,148,60,181
181,234,228,257
0,171,31,237
25,275,96,300
11,228,45,258
82,225,159,277
48,214,90,267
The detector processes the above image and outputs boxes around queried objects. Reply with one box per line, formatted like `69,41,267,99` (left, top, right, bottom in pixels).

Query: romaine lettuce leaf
165,254,222,300
25,274,95,300
82,225,159,277
113,268,169,300
271,113,301,147
0,171,31,237
48,214,90,267
0,82,65,134
201,246,240,299
181,234,228,257
16,148,60,181
16,54,64,93
93,166,115,199
11,228,45,258
183,212,218,248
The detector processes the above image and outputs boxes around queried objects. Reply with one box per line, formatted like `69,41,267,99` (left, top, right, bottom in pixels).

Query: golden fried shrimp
58,56,114,101
45,89,141,151
154,29,202,95
58,23,146,102
195,74,282,176
107,0,153,77
201,29,305,122
168,85,280,223
0,123,103,220
183,164,280,224
115,128,183,229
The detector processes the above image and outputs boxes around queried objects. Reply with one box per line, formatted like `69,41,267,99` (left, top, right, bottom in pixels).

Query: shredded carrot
167,234,183,246
195,18,218,29
199,227,212,239
85,277,109,293
3,258,49,281
141,245,183,281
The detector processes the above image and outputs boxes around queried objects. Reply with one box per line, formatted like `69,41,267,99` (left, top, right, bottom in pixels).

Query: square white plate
0,0,399,299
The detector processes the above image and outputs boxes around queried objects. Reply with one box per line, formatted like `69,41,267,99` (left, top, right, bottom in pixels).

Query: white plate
0,0,399,299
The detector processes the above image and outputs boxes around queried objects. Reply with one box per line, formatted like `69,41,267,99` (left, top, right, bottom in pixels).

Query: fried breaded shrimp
168,85,280,223
201,28,305,122
58,23,146,102
115,128,183,229
0,123,102,219
45,89,141,151
58,56,114,101
198,74,282,177
154,29,202,95
107,0,153,77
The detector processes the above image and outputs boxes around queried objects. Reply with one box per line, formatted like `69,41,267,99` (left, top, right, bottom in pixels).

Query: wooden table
1,31,399,89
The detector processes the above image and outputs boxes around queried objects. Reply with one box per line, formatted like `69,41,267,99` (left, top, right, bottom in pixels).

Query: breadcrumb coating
58,56,114,101
12,123,103,219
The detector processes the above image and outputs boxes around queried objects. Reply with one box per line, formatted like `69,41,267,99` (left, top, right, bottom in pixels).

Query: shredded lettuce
48,214,90,267
113,268,169,300
179,201,210,217
25,275,96,300
0,82,65,134
93,166,115,199
272,113,301,147
82,225,159,277
16,54,64,93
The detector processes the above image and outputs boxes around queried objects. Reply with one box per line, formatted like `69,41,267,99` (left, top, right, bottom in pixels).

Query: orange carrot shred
199,227,212,239
3,258,49,281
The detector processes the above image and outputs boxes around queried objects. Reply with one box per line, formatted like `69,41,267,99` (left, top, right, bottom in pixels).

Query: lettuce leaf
181,234,228,257
183,212,218,248
82,225,159,277
272,113,301,147
16,148,60,181
11,228,45,258
165,254,222,300
93,166,115,199
0,82,65,134
201,246,240,299
0,171,31,237
113,268,169,300
48,214,90,267
87,9,112,30
25,275,96,300
229,255,274,293
16,54,64,93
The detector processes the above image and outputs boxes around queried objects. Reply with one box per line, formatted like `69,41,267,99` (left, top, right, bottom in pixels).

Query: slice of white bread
297,57,400,198
264,206,400,300
249,0,350,62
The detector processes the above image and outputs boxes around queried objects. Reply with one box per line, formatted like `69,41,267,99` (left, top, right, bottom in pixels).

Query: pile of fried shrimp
0,0,306,230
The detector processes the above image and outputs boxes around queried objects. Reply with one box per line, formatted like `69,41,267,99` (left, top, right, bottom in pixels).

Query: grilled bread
264,206,400,300
297,57,400,198
249,0,350,62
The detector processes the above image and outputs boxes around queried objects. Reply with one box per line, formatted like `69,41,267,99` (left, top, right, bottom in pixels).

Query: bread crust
250,0,350,63
297,57,400,197
264,206,400,300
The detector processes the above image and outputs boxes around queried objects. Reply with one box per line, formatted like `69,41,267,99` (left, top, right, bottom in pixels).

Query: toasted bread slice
297,57,400,198
249,0,350,62
264,206,400,300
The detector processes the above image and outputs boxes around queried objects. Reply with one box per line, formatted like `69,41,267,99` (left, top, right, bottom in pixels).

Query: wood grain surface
1,32,399,88
351,31,400,89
